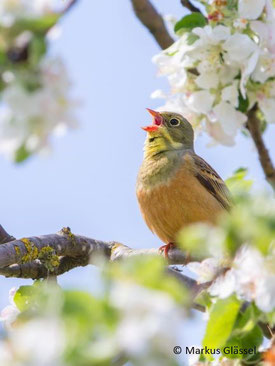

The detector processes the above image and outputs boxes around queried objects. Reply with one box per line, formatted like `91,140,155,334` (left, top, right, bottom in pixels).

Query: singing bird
136,109,231,256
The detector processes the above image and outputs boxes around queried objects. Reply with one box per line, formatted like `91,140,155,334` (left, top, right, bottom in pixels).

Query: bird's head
142,109,194,159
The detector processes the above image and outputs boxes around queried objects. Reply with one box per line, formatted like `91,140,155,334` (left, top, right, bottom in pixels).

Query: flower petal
195,71,219,89
185,90,215,114
259,98,275,123
213,101,247,136
223,33,257,63
238,0,266,20
221,81,239,107
240,50,259,97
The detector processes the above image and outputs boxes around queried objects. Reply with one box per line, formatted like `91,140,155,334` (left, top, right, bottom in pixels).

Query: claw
159,242,175,258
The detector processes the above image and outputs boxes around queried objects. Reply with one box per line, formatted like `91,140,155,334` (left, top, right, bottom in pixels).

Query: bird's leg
159,242,175,258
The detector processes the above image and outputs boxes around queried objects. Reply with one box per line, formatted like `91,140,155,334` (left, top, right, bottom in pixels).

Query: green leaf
225,168,253,193
29,35,47,66
14,144,31,163
237,92,249,113
62,290,118,364
14,285,37,311
203,296,241,354
224,325,262,361
174,13,207,33
177,222,222,259
107,255,189,305
234,307,256,334
0,49,7,64
195,290,212,310
16,14,59,33
227,0,238,10
266,310,275,327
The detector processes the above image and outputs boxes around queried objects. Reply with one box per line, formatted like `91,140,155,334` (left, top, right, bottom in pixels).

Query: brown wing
192,154,231,211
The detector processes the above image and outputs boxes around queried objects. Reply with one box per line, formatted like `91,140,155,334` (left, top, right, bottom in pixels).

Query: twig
181,0,202,13
7,0,80,63
247,106,275,190
0,225,15,245
167,267,209,312
61,0,79,15
130,0,174,50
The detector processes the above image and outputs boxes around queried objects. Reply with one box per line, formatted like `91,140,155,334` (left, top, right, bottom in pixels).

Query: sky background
0,0,274,354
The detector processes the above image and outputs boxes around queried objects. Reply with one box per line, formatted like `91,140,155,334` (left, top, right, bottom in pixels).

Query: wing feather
192,154,231,211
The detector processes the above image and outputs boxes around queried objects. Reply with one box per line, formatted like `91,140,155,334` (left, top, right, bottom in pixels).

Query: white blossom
185,90,215,114
152,0,275,145
223,33,257,64
0,57,78,160
110,281,183,361
0,287,20,328
221,81,239,108
0,0,70,26
187,258,220,283
258,97,275,123
238,0,266,20
195,71,219,89
210,269,237,299
205,119,236,146
0,341,13,365
193,25,230,45
211,102,247,136
248,79,275,123
9,318,65,366
252,52,275,83
210,247,275,312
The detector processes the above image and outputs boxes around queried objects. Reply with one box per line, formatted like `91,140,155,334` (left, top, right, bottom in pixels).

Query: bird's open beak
142,108,163,132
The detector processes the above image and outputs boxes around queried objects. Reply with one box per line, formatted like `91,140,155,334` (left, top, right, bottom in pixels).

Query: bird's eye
169,118,180,126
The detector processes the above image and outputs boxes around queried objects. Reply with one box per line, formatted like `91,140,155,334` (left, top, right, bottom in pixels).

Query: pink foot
159,242,175,258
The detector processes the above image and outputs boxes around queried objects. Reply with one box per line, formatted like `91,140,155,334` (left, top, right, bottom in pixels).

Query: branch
0,228,110,270
0,226,207,314
1,226,273,337
0,256,89,279
247,106,275,190
167,267,209,312
0,227,191,278
130,0,174,50
181,0,202,13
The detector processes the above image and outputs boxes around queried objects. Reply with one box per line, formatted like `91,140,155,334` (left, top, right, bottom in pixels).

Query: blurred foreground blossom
0,318,64,366
187,258,220,284
179,174,275,363
8,318,64,366
0,259,187,366
110,281,183,363
210,246,275,312
0,287,20,328
0,58,78,161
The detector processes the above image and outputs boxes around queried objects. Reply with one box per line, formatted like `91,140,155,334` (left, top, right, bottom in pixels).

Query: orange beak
142,108,163,132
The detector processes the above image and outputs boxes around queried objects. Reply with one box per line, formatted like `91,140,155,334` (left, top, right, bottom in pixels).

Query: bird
136,109,231,257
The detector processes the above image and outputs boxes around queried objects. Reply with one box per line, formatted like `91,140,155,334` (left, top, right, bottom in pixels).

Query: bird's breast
136,157,223,243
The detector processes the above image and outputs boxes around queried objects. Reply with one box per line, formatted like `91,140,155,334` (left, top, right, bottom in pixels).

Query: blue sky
0,0,274,349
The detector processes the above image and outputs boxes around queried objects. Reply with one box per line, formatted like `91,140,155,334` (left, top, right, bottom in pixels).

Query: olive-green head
142,109,194,159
